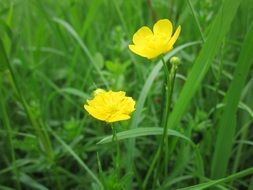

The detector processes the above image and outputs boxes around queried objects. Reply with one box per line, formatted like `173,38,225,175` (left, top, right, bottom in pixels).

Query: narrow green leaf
166,0,243,131
0,37,8,72
48,127,104,189
60,88,89,99
20,173,49,190
211,24,253,178
178,167,253,190
53,18,108,87
97,127,193,145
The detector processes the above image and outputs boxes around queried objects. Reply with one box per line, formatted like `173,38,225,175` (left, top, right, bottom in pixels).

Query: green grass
1,0,253,189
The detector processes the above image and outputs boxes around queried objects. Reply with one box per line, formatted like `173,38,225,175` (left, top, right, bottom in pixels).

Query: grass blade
20,173,49,190
53,18,108,88
178,167,253,190
211,24,253,178
48,127,104,189
166,0,242,131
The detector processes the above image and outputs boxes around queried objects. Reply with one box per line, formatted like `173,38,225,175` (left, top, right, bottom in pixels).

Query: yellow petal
122,97,136,113
153,19,172,37
129,44,147,57
144,47,163,59
168,25,181,47
93,88,105,96
84,105,109,121
129,44,161,59
133,26,153,45
84,89,135,123
107,113,130,122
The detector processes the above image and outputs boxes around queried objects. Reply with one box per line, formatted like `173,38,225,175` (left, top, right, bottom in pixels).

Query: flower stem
158,57,178,180
111,124,120,180
142,57,178,188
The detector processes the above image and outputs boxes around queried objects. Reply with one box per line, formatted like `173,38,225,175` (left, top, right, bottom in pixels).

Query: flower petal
93,88,105,96
84,89,136,123
133,26,153,45
168,25,181,47
129,44,162,59
107,113,130,122
153,19,172,37
84,105,109,121
129,44,147,57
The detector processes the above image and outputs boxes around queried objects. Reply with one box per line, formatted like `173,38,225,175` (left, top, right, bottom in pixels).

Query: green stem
142,146,161,189
142,57,178,189
161,57,170,129
111,124,120,180
160,57,177,175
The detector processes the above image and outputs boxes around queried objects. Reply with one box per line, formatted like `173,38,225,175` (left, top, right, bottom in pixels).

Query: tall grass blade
178,167,253,190
211,24,253,178
53,18,108,87
166,0,242,131
48,127,104,189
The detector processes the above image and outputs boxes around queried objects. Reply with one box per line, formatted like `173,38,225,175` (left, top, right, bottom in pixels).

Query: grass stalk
186,0,205,42
111,124,121,181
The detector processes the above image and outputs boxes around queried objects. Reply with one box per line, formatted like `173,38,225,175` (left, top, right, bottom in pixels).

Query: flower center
108,104,120,114
146,35,168,49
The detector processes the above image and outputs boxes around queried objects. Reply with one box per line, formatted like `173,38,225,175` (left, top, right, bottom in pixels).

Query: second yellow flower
129,19,181,59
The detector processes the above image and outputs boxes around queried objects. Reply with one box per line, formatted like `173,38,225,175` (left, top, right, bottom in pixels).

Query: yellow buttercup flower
84,89,135,123
129,19,181,59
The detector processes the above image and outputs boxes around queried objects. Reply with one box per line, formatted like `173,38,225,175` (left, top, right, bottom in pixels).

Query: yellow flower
129,19,181,59
84,89,136,123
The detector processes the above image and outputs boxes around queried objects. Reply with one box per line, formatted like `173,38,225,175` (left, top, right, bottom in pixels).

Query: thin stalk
187,0,205,42
161,57,170,129
159,57,177,176
142,146,161,189
232,121,250,174
142,57,178,189
111,124,120,180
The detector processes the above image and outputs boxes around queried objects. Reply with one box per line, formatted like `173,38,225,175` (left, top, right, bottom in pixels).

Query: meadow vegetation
1,0,253,189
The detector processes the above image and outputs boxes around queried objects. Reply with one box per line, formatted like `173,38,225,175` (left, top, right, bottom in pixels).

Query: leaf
97,127,193,145
211,24,253,178
48,127,104,189
60,88,89,99
53,18,108,88
0,37,8,72
166,0,243,131
178,167,253,190
20,173,49,190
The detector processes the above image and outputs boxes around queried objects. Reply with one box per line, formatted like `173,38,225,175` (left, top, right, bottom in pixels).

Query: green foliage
1,0,253,189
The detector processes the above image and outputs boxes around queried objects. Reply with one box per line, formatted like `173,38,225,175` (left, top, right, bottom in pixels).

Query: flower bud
170,56,181,66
